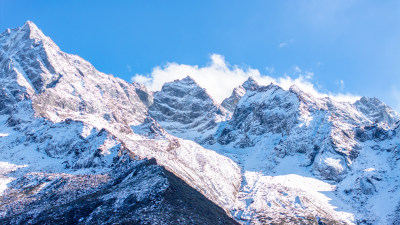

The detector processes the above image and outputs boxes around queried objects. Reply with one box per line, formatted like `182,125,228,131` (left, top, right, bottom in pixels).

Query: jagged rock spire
242,76,259,91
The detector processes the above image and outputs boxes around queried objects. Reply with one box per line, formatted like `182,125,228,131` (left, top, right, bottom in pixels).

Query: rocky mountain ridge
150,69,400,224
1,21,400,224
0,21,240,224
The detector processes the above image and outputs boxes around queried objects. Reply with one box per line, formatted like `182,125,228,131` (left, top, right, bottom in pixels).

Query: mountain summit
149,76,228,140
242,76,259,91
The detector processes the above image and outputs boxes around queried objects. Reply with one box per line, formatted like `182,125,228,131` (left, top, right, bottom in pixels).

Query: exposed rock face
0,21,149,133
221,77,258,113
354,96,400,128
221,86,245,113
241,76,259,91
166,77,399,224
0,158,238,225
149,76,228,140
214,80,395,182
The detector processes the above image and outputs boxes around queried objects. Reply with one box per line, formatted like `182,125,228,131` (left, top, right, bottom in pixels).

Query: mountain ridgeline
1,21,400,224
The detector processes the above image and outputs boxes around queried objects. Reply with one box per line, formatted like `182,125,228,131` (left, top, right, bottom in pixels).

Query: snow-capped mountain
1,21,151,131
354,96,400,129
150,77,400,223
0,21,240,224
149,76,228,141
207,79,400,224
1,21,400,224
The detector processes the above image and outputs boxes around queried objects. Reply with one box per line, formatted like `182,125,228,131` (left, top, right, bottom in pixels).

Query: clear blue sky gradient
1,0,400,110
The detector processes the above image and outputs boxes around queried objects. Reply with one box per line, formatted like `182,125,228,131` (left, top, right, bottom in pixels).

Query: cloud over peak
132,54,360,104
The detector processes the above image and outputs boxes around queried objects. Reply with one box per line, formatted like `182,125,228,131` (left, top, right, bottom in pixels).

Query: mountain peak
163,76,201,91
181,75,196,83
0,20,55,53
356,96,385,108
0,21,57,94
221,85,246,113
242,76,259,91
23,20,39,30
354,96,400,127
177,75,199,86
19,20,46,40
150,77,228,138
289,84,301,93
358,96,380,104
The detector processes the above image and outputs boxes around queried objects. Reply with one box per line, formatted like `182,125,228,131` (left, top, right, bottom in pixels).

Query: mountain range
1,21,400,224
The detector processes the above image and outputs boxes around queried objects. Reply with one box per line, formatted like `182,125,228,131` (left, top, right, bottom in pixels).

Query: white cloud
279,39,294,48
390,86,400,112
265,66,275,74
305,71,313,79
133,74,151,84
335,80,345,91
126,64,132,72
279,42,288,48
294,65,302,73
132,54,360,104
340,80,345,90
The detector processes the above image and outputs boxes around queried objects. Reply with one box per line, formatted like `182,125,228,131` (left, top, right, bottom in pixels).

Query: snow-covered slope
0,21,241,224
151,75,400,224
2,21,400,225
0,121,237,224
0,99,239,224
213,80,400,224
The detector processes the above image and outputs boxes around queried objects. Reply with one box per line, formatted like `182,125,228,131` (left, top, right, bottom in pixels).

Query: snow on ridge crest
242,76,259,91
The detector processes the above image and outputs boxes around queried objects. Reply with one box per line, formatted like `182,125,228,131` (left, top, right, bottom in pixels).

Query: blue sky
1,1,400,110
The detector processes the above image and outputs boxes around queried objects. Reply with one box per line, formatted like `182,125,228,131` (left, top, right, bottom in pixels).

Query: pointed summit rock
149,76,227,140
0,21,149,128
21,20,42,36
289,84,302,94
354,96,400,127
3,20,58,52
161,75,200,92
181,75,197,83
221,85,245,113
242,76,259,91
0,21,61,94
220,77,260,113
